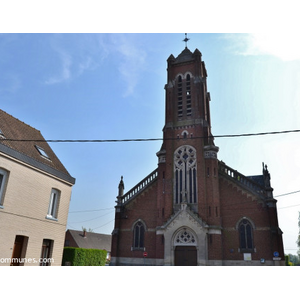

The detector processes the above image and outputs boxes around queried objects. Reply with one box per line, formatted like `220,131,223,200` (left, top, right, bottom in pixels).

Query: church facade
110,45,284,266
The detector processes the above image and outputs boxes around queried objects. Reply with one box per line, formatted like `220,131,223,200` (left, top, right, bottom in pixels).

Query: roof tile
0,109,72,179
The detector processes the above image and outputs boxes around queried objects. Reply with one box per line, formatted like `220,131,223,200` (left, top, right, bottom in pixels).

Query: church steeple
164,45,211,143
157,44,219,220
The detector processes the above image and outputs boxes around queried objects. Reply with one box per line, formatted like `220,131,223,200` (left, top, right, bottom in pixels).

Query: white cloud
45,48,72,85
44,34,147,95
224,33,300,61
44,34,99,85
109,34,147,97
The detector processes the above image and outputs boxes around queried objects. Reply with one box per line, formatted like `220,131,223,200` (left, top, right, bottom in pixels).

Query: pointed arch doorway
173,227,198,266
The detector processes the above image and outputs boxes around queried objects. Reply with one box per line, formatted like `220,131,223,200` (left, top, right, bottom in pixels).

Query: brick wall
219,176,280,261
111,181,160,261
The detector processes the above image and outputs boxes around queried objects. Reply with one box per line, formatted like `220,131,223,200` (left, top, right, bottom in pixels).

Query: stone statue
262,163,271,188
118,176,125,197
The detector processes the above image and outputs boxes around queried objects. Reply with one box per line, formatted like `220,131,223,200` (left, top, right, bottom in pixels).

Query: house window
133,221,145,249
174,145,197,204
0,168,9,207
40,239,53,266
47,189,60,220
239,219,254,252
0,128,4,138
35,145,51,160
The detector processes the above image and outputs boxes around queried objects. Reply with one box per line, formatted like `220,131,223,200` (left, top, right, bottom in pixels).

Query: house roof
0,109,75,184
66,230,112,251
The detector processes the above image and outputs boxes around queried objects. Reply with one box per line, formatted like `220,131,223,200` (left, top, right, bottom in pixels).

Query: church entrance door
174,246,197,266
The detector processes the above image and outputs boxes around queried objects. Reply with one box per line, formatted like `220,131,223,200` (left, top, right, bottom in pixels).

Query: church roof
247,175,265,187
174,47,193,63
173,47,202,64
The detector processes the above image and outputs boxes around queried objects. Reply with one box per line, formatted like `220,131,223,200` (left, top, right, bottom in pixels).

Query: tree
287,253,300,266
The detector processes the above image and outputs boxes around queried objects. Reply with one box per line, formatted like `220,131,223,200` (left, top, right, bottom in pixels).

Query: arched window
174,145,197,204
186,74,192,116
239,219,254,252
177,75,183,118
133,221,145,249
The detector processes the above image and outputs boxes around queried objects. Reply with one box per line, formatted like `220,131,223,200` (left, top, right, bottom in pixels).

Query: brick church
110,41,284,266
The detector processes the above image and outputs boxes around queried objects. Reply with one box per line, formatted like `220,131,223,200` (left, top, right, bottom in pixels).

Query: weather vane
183,33,190,48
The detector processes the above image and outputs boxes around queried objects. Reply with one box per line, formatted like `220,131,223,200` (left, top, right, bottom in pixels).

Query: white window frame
35,145,51,160
46,188,60,221
0,168,9,208
0,128,4,138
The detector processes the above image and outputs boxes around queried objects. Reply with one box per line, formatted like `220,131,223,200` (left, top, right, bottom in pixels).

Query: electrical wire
92,219,114,230
69,207,114,213
68,211,114,224
275,190,300,198
2,128,300,143
67,188,300,216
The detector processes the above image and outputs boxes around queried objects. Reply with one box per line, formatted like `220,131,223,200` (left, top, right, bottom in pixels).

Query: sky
1,32,300,257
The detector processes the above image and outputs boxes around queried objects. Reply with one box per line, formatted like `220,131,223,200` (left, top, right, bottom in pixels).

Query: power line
67,188,300,214
92,219,114,230
2,129,300,143
68,210,114,224
69,207,114,213
275,190,300,198
278,204,300,210
214,129,300,138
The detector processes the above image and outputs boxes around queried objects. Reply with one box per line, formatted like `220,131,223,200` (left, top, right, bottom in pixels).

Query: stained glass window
133,221,145,249
239,219,254,251
174,145,197,204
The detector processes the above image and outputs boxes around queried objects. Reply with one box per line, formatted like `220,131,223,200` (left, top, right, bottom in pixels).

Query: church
110,41,284,266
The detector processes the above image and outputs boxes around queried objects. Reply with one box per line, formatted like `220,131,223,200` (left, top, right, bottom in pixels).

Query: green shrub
62,247,107,266
285,255,293,266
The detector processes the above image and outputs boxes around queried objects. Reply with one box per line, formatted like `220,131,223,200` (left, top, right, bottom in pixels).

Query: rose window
175,228,196,245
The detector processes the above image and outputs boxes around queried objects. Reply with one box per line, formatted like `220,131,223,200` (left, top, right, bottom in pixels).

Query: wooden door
174,246,197,266
10,236,25,266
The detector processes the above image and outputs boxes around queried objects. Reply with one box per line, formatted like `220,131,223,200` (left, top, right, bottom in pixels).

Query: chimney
83,229,87,238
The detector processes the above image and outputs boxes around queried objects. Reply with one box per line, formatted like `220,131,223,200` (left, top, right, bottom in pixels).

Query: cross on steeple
183,33,190,48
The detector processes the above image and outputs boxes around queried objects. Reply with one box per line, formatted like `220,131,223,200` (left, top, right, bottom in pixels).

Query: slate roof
247,175,265,187
173,47,202,64
0,109,75,184
66,230,111,251
174,47,194,63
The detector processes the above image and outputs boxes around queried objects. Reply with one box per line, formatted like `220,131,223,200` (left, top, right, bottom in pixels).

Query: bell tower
156,37,220,227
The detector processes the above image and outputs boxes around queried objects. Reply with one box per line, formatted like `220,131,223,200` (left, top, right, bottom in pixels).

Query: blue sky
1,33,300,256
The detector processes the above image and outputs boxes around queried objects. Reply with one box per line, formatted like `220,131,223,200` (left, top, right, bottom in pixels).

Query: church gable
157,203,208,234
